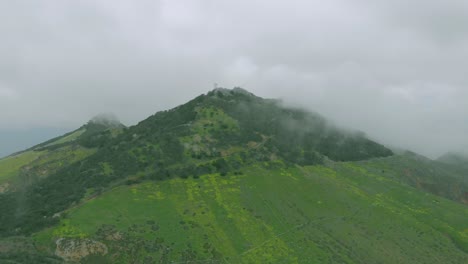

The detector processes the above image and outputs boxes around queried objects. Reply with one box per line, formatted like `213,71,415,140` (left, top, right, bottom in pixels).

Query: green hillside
357,152,468,205
0,88,467,263
0,151,43,184
0,132,93,194
0,88,394,238
33,160,468,263
0,115,124,194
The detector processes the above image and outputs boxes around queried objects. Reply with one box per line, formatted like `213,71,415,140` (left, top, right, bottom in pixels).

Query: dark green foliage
80,255,112,264
0,88,394,237
77,122,118,148
4,89,468,263
0,193,16,236
0,252,62,264
359,152,468,205
204,89,392,163
316,131,393,161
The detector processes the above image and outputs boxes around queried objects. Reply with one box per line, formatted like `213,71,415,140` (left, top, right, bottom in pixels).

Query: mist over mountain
88,113,124,128
437,151,468,169
0,89,467,263
1,1,468,262
1,1,468,158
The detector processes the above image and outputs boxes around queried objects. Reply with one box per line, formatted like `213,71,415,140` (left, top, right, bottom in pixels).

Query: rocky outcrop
55,238,108,262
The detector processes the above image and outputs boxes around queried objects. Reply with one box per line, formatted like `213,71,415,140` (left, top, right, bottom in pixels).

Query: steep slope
0,88,393,237
33,160,468,263
357,152,468,205
1,88,467,263
0,116,125,240
0,115,124,193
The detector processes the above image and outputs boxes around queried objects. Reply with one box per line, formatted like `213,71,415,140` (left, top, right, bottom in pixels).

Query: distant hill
0,116,125,192
437,152,468,168
0,88,467,263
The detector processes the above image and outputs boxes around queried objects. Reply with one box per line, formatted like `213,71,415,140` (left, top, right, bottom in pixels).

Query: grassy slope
43,128,85,147
0,151,43,184
2,91,466,262
0,128,94,187
0,147,95,186
356,154,468,204
35,158,468,263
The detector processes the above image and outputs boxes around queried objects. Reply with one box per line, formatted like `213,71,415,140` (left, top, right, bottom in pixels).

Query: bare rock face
55,238,108,262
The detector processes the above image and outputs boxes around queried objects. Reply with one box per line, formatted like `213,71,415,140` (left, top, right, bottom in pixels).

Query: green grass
353,153,468,204
0,145,95,190
0,151,43,183
32,145,95,167
0,128,92,185
44,129,85,147
180,106,241,160
192,106,239,136
34,158,468,263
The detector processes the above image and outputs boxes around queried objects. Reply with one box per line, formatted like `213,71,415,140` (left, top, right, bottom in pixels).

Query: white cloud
0,0,467,158
0,84,18,100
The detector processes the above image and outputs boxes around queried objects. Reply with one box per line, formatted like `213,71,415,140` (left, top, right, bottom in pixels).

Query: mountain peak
88,113,124,128
208,87,257,98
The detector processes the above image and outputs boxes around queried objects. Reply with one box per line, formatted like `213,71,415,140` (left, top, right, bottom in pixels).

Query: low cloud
1,0,467,158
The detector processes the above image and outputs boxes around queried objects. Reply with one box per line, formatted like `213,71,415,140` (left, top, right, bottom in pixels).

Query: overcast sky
1,0,467,158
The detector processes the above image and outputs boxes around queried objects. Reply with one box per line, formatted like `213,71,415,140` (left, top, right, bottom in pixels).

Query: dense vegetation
0,89,394,238
0,88,466,263
34,161,468,263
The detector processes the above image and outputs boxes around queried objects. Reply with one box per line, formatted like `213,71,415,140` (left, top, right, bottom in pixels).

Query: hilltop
1,88,394,234
0,88,467,263
0,115,124,192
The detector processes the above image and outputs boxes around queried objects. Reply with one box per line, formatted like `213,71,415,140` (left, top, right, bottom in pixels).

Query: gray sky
1,0,467,159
